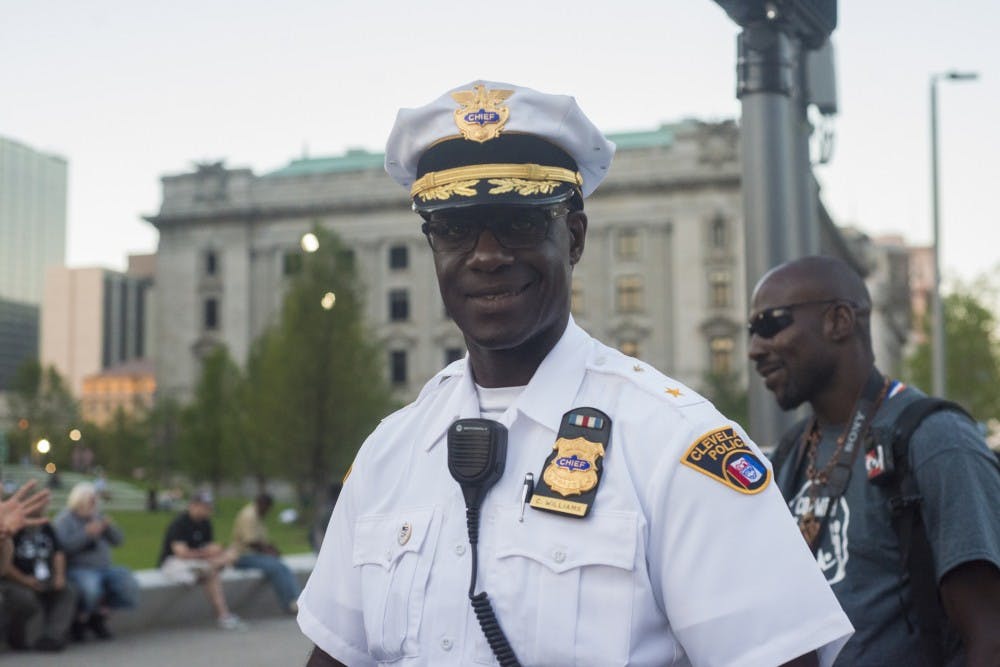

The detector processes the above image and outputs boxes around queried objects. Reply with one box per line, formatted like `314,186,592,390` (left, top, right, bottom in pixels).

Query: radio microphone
447,418,521,667
447,419,507,514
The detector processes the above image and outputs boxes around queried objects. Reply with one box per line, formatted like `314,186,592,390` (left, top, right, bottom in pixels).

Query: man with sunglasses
299,81,852,667
749,255,1000,666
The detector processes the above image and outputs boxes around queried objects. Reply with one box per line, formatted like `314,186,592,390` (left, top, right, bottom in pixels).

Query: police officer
299,81,853,666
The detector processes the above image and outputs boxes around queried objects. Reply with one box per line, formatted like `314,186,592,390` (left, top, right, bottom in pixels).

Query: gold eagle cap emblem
542,437,605,497
451,85,513,143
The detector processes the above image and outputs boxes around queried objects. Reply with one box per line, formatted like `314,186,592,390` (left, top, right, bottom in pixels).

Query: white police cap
384,80,616,213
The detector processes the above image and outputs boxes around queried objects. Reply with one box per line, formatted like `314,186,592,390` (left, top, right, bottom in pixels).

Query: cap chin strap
411,163,582,201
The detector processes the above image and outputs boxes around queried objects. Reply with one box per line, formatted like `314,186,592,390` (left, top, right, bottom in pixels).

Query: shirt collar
509,316,591,433
421,317,592,452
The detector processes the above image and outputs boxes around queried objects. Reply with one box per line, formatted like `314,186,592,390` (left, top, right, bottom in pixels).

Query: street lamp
930,70,978,397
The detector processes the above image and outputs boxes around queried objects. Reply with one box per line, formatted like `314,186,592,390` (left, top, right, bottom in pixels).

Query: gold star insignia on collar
633,364,644,373
665,387,683,398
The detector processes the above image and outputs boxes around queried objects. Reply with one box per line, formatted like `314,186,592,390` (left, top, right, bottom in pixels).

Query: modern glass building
0,135,68,305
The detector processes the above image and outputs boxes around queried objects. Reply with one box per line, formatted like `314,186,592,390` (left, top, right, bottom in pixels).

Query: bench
107,553,316,634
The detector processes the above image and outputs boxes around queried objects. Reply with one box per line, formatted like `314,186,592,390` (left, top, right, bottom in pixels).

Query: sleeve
231,507,253,550
649,420,853,667
46,524,64,552
297,445,376,667
52,513,91,555
164,517,184,550
910,412,1000,580
103,519,125,547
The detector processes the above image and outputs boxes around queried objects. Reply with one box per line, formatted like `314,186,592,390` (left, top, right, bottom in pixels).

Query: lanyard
797,368,889,551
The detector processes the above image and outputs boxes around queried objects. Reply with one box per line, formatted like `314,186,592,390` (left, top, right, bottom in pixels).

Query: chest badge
529,407,611,518
397,522,412,546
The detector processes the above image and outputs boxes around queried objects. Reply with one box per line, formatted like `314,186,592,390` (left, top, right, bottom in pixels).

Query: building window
709,336,735,375
616,275,644,313
389,289,409,322
571,282,585,316
708,270,732,308
710,214,727,249
444,347,464,365
390,350,407,386
203,297,219,331
616,228,640,260
389,245,409,270
619,340,640,358
283,252,303,276
205,250,218,276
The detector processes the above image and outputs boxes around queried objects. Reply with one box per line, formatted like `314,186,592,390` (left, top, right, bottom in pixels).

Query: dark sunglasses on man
421,204,570,254
747,299,864,339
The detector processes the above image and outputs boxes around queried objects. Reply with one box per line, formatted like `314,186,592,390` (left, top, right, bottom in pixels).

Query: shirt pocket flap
493,506,637,574
353,506,435,570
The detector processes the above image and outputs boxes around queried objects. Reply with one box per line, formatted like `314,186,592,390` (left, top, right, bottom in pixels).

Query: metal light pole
929,70,978,397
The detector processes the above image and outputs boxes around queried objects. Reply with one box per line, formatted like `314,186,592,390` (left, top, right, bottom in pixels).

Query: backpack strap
884,398,973,663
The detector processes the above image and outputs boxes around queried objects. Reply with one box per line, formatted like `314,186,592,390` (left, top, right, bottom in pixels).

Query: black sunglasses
747,299,852,339
420,205,570,254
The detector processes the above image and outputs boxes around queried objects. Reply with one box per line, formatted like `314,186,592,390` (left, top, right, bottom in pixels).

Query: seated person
0,491,76,652
231,493,300,614
53,482,139,641
0,481,51,642
158,491,245,631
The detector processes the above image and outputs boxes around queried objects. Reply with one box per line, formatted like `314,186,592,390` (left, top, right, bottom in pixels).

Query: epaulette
586,349,707,409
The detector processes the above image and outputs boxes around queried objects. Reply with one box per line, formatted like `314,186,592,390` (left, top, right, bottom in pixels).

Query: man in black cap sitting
299,80,853,667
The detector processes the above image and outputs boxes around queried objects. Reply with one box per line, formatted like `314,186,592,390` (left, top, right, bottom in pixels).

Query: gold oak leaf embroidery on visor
416,180,480,202
487,178,562,196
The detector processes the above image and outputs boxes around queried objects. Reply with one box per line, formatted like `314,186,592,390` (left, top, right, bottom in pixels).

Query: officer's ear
567,211,587,266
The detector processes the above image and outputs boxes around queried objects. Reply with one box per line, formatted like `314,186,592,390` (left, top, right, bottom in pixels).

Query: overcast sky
2,0,997,285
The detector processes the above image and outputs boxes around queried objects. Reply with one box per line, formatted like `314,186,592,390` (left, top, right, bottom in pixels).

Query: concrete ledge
108,553,315,634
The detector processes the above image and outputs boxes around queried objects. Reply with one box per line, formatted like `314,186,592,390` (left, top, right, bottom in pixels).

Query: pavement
0,616,314,666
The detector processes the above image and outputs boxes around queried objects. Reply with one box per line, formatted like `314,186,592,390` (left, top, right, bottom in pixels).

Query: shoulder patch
680,427,771,494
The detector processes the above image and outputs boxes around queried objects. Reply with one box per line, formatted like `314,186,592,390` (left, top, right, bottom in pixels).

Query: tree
244,226,395,511
85,408,150,481
701,371,749,429
906,276,1000,421
4,360,79,467
177,345,245,492
146,396,183,488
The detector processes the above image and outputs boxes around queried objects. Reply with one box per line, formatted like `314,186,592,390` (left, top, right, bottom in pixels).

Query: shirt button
384,549,393,562
553,550,566,563
441,638,453,651
455,544,466,556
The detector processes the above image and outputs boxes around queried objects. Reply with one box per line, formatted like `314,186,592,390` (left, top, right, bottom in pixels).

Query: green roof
264,123,683,178
265,148,385,178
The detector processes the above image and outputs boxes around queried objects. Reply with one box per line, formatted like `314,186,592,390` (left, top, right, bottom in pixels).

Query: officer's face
747,274,837,411
428,204,586,365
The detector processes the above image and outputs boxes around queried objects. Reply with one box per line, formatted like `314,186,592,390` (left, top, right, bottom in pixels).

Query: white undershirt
475,383,527,421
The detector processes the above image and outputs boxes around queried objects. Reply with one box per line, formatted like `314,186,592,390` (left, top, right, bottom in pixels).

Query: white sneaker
218,614,248,631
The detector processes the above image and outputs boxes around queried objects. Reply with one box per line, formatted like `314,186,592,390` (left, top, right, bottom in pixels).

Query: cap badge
451,85,513,143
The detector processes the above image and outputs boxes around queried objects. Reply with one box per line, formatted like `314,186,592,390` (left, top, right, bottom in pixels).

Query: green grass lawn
103,496,312,570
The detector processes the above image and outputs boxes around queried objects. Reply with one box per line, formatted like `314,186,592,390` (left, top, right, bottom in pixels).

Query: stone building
41,264,153,397
146,119,880,404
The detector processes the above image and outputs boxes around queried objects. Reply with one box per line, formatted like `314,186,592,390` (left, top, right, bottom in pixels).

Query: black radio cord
465,507,521,667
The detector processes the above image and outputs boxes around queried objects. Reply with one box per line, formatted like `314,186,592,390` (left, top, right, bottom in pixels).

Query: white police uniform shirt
299,319,852,666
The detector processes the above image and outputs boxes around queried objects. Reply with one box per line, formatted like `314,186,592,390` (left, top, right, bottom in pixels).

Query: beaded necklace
798,374,890,550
